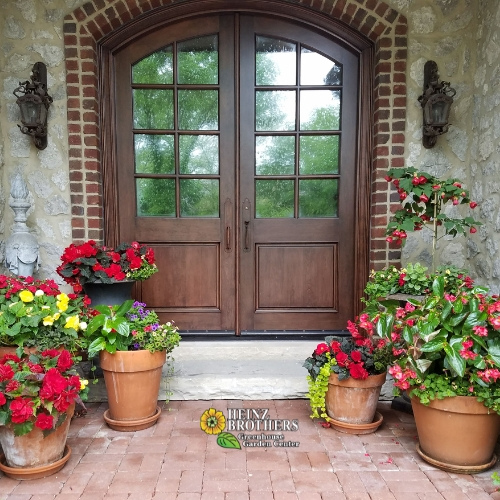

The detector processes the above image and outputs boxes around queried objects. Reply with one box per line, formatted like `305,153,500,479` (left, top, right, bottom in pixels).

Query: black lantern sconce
13,62,53,150
418,61,456,149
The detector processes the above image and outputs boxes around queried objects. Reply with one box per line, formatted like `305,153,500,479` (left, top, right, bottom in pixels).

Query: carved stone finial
5,173,40,277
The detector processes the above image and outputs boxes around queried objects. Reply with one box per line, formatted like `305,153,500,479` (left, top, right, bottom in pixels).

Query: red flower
330,341,341,353
10,397,34,423
470,227,477,234
40,368,70,400
35,413,54,430
470,201,478,209
5,380,20,393
314,343,329,355
145,248,155,264
0,392,6,405
348,363,369,380
57,350,73,371
336,351,349,367
350,350,362,363
0,364,15,381
28,362,43,373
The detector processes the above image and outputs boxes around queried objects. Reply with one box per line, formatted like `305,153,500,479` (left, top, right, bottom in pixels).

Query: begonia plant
375,275,500,415
56,240,158,293
0,275,89,352
385,167,481,247
0,349,86,436
303,323,392,421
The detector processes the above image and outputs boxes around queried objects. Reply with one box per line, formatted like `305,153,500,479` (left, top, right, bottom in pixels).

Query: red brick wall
63,0,407,270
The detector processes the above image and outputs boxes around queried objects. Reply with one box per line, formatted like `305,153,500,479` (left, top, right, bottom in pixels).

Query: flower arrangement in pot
0,349,87,479
376,274,500,473
56,240,158,298
303,318,393,434
0,275,89,354
83,300,180,431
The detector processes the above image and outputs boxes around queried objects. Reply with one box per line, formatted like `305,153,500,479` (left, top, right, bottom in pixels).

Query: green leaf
216,432,241,449
420,337,446,352
443,344,466,377
432,277,445,297
487,338,500,367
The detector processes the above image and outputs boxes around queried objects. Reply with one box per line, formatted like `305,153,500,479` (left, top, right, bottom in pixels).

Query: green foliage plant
375,276,500,414
363,264,474,307
0,275,88,353
84,300,180,358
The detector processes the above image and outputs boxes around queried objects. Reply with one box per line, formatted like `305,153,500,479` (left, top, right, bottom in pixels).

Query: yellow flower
19,290,34,303
43,316,55,326
56,293,69,312
53,313,61,320
200,408,226,435
64,315,80,330
80,379,89,390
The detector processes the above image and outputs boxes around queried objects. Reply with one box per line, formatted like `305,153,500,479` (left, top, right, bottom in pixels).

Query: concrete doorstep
86,340,395,402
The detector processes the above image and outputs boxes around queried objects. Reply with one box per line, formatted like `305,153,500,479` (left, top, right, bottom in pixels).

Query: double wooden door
114,13,360,333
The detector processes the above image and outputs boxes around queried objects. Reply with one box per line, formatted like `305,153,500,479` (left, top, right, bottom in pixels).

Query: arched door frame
63,0,408,314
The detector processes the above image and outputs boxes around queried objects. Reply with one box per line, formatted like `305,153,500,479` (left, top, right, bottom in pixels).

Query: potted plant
56,240,158,304
384,167,481,270
84,300,180,431
376,275,500,473
0,349,87,480
0,275,89,355
303,320,393,434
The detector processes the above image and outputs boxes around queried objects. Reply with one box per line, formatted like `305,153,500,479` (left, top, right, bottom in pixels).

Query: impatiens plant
56,240,158,292
375,276,500,414
385,167,481,251
303,321,392,421
0,349,86,436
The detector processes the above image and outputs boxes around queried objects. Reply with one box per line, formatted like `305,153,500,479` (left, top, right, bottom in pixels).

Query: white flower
35,289,45,296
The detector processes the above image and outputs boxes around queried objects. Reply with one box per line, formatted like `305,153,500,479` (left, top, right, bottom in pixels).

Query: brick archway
63,0,407,271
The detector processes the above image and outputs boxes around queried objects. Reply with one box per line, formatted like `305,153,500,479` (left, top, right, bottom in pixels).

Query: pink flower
472,325,488,337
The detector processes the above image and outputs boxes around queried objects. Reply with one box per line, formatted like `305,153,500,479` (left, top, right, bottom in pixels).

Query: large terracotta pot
99,349,166,431
0,404,74,480
326,371,387,427
83,280,135,306
411,395,500,473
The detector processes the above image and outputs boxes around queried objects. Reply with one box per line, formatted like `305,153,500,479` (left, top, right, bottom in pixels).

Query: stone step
86,340,394,402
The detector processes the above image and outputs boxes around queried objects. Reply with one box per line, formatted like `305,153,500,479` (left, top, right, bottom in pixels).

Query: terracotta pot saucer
416,444,497,474
0,445,71,480
103,405,162,432
327,411,383,434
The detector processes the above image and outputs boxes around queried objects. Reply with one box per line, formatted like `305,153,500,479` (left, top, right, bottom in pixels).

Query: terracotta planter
411,395,500,473
326,371,387,426
99,349,166,431
0,404,74,479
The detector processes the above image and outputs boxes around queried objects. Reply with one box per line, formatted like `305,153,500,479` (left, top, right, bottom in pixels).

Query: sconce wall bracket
418,60,456,149
13,62,53,150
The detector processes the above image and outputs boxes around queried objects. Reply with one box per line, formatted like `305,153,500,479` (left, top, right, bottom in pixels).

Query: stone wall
0,0,498,290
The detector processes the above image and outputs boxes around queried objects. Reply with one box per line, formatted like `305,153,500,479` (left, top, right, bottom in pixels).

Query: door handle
224,198,232,253
243,198,251,252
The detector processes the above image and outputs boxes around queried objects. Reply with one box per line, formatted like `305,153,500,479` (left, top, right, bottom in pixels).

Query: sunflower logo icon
200,408,240,449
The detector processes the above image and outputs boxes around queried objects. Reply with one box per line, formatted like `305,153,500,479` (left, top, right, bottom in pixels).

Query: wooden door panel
256,245,336,309
140,245,220,308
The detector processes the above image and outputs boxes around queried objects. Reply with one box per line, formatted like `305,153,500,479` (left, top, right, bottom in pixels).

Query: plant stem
432,192,438,273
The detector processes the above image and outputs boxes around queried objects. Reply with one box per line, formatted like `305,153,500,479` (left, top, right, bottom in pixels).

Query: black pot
83,280,135,307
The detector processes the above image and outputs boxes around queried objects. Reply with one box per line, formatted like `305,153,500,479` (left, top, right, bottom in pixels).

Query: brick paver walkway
1,400,499,499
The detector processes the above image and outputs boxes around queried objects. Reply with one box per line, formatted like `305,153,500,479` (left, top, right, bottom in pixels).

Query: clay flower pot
411,395,500,474
325,371,387,433
0,404,74,480
100,349,166,431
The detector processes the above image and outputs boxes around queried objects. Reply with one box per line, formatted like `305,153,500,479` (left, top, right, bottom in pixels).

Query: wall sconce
13,62,53,150
418,61,456,149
